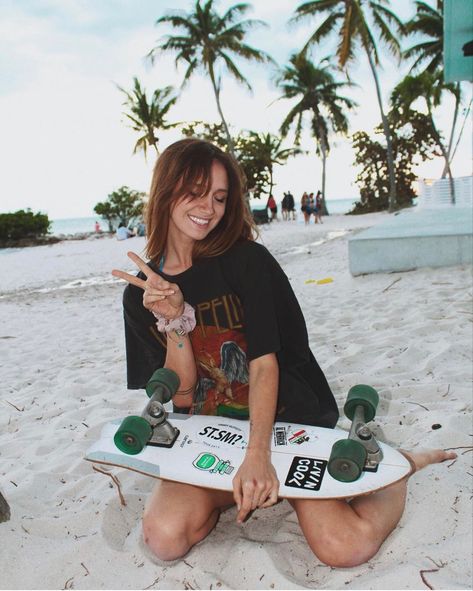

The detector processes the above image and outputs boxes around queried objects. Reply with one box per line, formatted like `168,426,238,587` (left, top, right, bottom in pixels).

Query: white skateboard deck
85,414,412,499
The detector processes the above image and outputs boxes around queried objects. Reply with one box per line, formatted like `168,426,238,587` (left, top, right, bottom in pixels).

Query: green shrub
0,209,51,241
94,186,146,232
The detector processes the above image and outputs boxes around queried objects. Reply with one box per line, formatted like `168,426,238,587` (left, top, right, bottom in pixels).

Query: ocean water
50,216,103,236
50,198,357,236
326,198,357,214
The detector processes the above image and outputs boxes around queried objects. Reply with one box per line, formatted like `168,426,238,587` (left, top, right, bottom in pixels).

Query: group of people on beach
266,190,324,224
301,190,323,225
266,191,297,222
110,137,454,568
115,221,146,240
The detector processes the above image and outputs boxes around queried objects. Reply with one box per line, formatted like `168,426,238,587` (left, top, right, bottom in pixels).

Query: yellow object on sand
305,277,334,285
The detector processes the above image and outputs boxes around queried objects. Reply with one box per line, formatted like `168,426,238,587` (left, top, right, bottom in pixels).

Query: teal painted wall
444,0,473,82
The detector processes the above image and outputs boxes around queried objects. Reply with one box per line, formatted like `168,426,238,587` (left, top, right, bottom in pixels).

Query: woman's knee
142,512,191,561
306,520,381,568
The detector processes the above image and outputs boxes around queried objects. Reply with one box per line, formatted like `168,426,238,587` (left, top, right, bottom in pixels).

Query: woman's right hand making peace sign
112,252,184,320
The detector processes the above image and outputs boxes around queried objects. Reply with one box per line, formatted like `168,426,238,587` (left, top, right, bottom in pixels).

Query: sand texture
0,213,471,590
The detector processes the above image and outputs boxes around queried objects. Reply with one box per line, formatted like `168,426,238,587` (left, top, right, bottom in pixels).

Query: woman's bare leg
143,480,234,561
290,449,456,568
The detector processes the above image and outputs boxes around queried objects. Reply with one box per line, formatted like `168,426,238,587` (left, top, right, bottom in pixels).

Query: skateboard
85,369,413,499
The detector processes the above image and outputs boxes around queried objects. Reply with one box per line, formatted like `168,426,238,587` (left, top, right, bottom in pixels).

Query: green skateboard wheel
114,416,152,455
146,368,180,401
328,439,367,482
344,385,379,423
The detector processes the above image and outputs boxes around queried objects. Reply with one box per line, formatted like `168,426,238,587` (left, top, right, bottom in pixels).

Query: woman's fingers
259,487,279,508
126,251,156,277
112,252,177,293
145,287,176,297
235,483,254,523
234,479,279,523
252,480,278,509
111,269,146,289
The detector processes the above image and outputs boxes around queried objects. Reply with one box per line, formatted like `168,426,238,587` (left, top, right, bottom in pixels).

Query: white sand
0,213,472,590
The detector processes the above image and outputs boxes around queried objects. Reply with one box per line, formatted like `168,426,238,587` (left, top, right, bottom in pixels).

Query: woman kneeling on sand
112,138,455,567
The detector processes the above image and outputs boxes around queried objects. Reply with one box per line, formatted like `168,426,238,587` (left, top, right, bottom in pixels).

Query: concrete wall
349,207,473,275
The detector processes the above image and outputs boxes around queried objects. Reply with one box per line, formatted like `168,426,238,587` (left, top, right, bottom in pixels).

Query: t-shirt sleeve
222,241,310,366
123,281,166,389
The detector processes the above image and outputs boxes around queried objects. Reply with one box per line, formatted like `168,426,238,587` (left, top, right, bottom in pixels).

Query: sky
0,0,471,219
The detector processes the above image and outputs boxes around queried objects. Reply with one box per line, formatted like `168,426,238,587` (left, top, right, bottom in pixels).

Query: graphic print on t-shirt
191,329,249,417
187,293,250,417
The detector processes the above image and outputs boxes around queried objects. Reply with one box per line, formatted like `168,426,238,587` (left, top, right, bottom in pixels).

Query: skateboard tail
86,451,161,477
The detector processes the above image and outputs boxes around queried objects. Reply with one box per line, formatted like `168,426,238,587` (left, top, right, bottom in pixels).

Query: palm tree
238,131,303,196
292,0,404,212
148,0,273,155
391,71,456,203
117,77,179,159
277,53,356,214
404,1,444,74
403,0,468,178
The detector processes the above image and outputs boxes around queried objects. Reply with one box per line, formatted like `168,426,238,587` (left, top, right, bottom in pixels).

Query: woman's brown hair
145,138,257,264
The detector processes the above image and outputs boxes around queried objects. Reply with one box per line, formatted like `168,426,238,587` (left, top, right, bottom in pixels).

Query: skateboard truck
347,403,383,471
114,368,181,455
143,372,180,448
328,385,383,482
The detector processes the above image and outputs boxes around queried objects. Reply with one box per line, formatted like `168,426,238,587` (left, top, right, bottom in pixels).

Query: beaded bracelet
152,302,196,336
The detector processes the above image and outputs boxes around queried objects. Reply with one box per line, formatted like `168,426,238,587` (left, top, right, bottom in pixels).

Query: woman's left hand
232,449,279,524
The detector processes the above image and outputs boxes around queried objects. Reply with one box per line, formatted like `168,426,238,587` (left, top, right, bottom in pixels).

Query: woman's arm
233,352,280,523
163,330,197,408
113,251,197,407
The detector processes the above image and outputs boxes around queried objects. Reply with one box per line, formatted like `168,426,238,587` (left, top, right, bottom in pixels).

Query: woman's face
169,160,228,244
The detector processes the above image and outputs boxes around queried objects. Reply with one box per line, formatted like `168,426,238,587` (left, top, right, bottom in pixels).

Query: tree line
113,0,470,218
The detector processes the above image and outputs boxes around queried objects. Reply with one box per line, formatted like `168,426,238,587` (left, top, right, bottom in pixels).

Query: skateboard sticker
284,456,327,491
288,429,310,445
273,426,288,446
197,424,247,448
192,452,234,475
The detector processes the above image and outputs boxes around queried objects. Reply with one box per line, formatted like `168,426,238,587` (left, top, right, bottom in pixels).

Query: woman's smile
169,160,228,243
188,214,211,227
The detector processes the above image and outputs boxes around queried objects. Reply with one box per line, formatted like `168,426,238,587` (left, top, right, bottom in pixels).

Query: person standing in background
300,192,310,225
285,191,295,220
307,192,315,222
315,191,323,224
281,193,289,220
266,194,278,222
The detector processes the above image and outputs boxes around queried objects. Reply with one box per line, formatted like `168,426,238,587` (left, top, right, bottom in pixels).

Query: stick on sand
0,491,11,523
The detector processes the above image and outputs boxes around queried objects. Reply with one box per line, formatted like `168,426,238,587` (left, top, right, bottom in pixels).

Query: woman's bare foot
401,449,457,473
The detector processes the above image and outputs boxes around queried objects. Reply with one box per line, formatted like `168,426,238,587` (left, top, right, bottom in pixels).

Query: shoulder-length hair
145,138,257,264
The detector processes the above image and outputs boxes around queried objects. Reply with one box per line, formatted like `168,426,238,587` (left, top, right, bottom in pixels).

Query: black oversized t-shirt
123,240,338,428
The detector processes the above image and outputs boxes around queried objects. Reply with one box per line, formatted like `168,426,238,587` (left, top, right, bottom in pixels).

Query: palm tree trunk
321,145,328,216
428,108,455,204
441,84,460,178
315,119,329,215
207,62,235,157
365,48,397,212
448,98,472,169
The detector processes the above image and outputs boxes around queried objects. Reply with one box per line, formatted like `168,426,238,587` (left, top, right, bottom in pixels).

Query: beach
0,212,471,590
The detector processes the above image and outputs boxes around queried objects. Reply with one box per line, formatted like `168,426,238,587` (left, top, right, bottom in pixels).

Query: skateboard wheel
146,368,180,401
114,416,152,455
328,439,367,482
344,385,379,423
